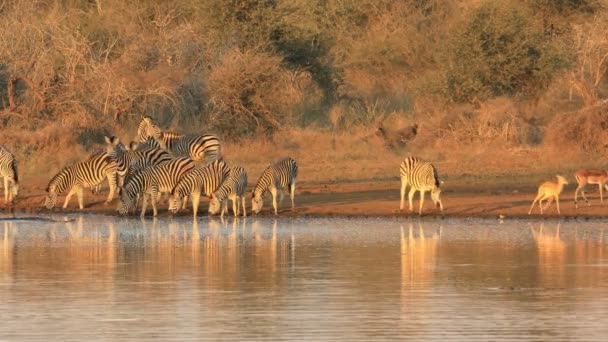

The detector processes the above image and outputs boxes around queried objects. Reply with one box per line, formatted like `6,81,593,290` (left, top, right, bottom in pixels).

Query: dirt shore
3,177,608,220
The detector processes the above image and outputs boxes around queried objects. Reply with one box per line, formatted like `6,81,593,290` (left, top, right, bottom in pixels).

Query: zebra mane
252,166,273,197
46,166,72,193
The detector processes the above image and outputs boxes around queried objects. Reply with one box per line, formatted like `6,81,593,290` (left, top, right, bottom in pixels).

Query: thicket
0,0,607,158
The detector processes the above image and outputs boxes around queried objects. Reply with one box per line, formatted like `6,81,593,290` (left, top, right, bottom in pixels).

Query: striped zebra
0,145,18,204
117,157,194,217
45,151,117,210
137,116,222,163
208,166,248,217
168,159,230,219
399,156,443,215
104,136,171,188
252,157,298,215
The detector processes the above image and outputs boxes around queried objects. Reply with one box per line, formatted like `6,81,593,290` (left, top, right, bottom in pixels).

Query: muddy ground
3,176,608,220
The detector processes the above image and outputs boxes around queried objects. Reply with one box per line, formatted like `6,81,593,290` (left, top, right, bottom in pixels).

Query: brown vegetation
0,0,607,190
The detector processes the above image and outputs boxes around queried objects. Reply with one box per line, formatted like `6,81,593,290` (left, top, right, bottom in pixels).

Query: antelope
528,175,568,215
573,169,608,208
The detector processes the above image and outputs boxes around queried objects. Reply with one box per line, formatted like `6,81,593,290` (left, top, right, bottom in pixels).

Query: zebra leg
290,182,296,210
600,184,604,204
178,196,188,211
418,190,426,216
270,187,278,215
63,186,78,209
191,192,200,219
408,188,417,213
150,189,159,217
232,197,238,217
220,199,227,218
400,178,407,211
77,187,84,210
242,196,247,217
140,193,149,218
105,172,117,204
3,176,8,204
182,195,189,211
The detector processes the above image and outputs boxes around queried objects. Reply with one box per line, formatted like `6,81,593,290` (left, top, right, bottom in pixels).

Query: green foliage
444,1,571,103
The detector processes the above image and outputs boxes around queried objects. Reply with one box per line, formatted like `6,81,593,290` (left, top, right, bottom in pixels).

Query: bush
206,48,317,137
546,104,608,153
444,1,570,103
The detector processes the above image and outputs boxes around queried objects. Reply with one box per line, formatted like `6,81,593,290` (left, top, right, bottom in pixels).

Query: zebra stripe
117,156,194,217
0,145,18,204
45,151,117,209
252,157,298,215
104,136,171,188
399,156,443,215
169,159,230,218
137,116,222,163
209,166,248,217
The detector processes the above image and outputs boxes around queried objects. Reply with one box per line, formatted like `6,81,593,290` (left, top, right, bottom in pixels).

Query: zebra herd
0,117,447,216
40,116,298,218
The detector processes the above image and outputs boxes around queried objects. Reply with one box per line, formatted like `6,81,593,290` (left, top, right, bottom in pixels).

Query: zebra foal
168,159,230,219
252,157,298,215
45,151,117,209
399,156,443,215
117,157,194,217
137,116,222,163
0,145,18,204
208,166,248,217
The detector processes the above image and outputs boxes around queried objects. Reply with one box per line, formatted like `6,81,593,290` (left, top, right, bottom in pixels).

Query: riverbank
4,177,608,219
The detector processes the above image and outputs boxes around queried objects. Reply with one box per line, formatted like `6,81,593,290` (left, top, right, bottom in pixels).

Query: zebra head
168,194,182,214
116,191,134,215
431,187,443,211
137,117,162,142
104,135,121,155
208,194,222,215
251,191,264,214
44,188,57,209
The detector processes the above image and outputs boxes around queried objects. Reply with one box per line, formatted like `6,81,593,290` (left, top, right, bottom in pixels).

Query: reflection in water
531,223,566,288
0,216,607,340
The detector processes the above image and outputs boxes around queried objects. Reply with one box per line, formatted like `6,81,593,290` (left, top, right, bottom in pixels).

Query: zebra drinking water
208,166,248,217
252,157,298,215
168,159,230,219
399,156,443,215
117,157,194,217
45,151,117,209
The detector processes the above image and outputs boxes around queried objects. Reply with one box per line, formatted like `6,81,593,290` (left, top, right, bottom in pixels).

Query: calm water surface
0,215,606,341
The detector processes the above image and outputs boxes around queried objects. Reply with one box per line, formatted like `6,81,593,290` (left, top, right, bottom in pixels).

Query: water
0,215,606,341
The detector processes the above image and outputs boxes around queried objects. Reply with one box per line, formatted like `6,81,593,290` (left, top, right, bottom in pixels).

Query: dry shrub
436,98,531,146
546,103,608,153
207,48,316,137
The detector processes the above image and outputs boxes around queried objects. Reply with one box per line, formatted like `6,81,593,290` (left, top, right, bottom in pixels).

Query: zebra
45,151,117,210
399,156,443,215
208,166,248,217
251,157,298,215
136,116,222,163
117,157,194,217
0,145,18,204
168,159,230,219
104,136,171,188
